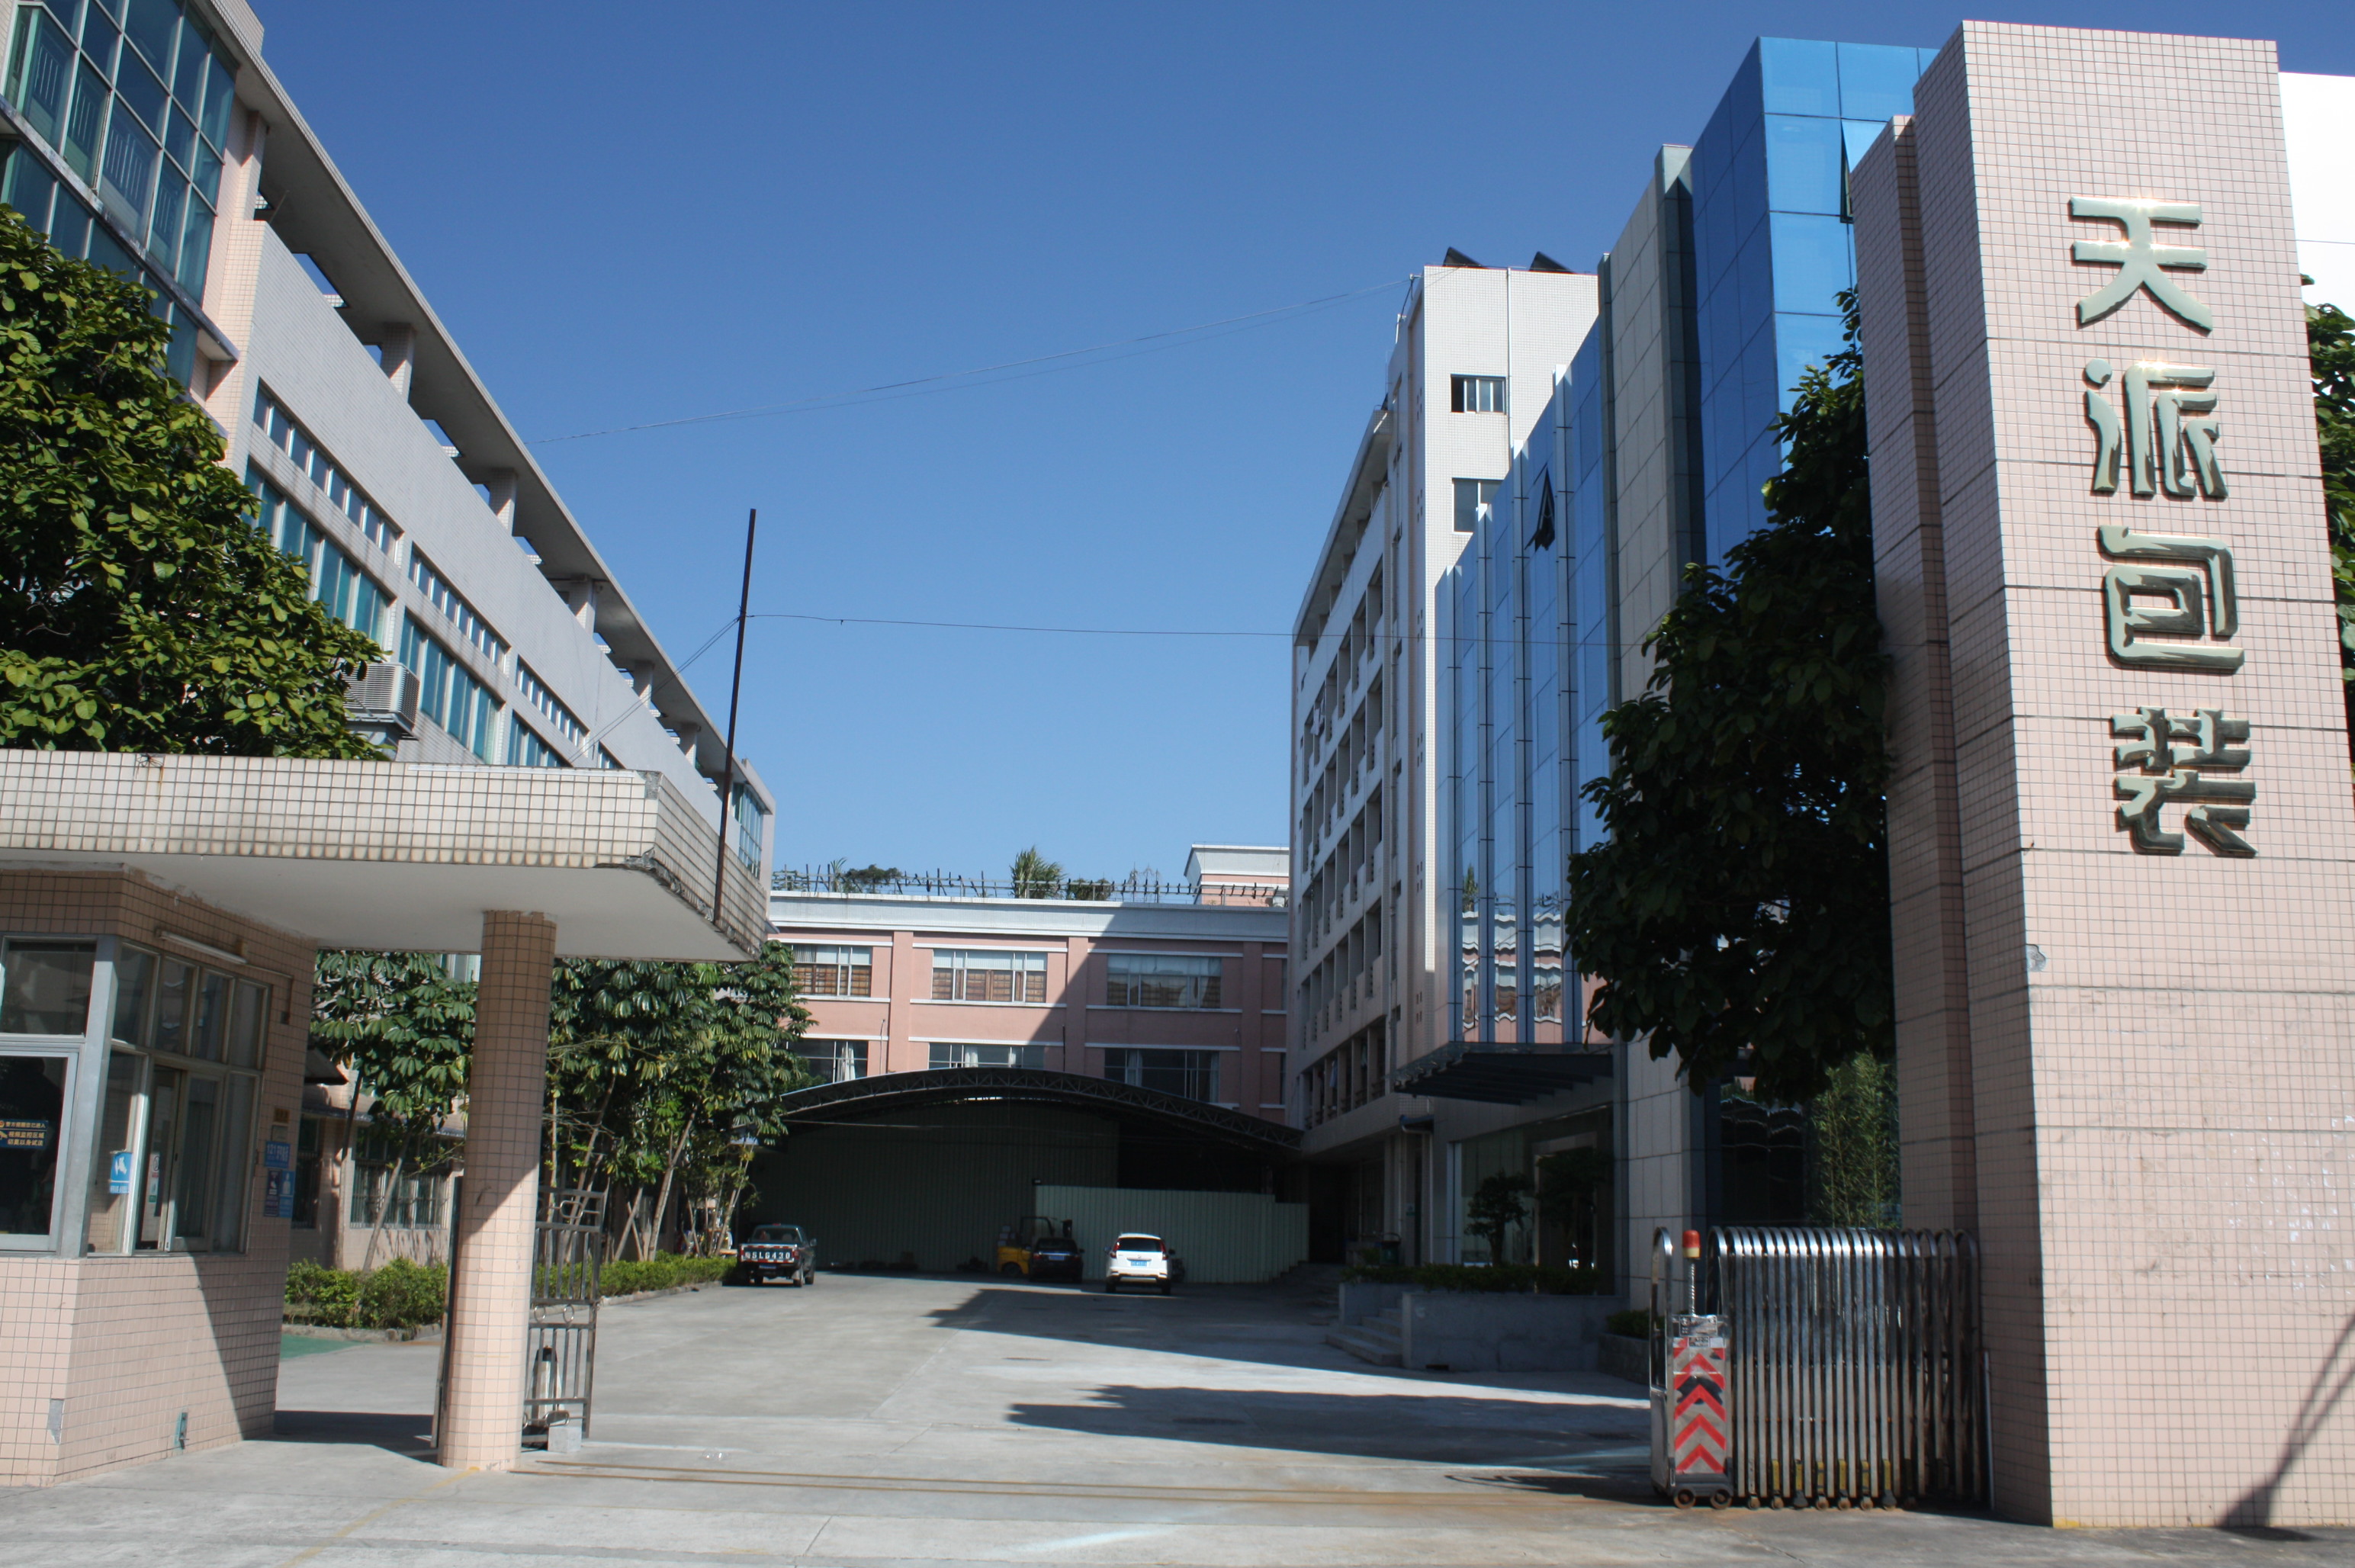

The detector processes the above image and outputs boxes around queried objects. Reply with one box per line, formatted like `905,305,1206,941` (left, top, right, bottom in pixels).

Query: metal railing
525,1188,606,1442
1709,1226,1984,1508
772,866,1287,906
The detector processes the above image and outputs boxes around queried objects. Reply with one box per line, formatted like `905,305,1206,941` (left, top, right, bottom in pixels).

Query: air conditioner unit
344,661,421,739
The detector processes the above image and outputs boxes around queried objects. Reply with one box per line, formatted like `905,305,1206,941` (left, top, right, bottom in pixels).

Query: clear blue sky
255,1,2351,883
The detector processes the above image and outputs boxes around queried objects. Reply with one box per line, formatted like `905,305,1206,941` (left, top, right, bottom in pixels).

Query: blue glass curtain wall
1689,37,1929,564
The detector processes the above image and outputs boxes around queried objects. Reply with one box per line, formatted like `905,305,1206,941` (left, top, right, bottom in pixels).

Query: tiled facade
1856,22,2353,1527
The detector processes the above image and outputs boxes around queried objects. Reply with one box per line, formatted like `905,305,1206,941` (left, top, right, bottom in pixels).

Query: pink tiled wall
0,871,310,1486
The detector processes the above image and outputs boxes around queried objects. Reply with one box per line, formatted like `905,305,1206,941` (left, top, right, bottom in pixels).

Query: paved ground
1,1272,2345,1566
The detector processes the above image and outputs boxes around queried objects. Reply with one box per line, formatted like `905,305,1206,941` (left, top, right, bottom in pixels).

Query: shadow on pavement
273,1409,435,1460
1006,1383,1647,1470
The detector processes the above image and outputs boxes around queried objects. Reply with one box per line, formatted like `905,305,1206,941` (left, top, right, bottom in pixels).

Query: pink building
771,847,1288,1118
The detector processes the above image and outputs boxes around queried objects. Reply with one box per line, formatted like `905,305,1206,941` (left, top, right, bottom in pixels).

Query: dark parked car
736,1224,816,1286
1026,1232,1084,1282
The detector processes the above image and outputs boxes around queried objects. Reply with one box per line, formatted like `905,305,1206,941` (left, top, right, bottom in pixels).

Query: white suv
1104,1233,1173,1294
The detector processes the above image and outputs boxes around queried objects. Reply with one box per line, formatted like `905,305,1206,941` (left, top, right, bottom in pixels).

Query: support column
439,910,557,1471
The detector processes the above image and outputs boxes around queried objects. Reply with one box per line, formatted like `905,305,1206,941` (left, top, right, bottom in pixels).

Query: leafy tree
1566,295,1888,1104
1807,1052,1899,1226
833,863,904,890
1009,846,1063,898
309,952,474,1274
547,943,812,1256
1465,1170,1533,1265
2311,300,2355,757
0,207,379,755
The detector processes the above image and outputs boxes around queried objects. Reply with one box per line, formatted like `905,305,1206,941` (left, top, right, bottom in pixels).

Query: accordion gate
1709,1227,1984,1508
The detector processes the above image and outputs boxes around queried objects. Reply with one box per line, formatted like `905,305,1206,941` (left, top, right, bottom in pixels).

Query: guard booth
0,750,765,1485
1650,1226,1985,1511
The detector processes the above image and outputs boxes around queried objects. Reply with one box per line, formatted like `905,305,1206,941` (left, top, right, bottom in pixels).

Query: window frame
791,946,872,998
929,949,1049,1004
1102,953,1225,1011
1451,374,1507,414
1103,1047,1222,1104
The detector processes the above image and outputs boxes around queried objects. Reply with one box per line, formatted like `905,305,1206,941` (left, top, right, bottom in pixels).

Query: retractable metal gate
524,1188,606,1441
1712,1226,1984,1509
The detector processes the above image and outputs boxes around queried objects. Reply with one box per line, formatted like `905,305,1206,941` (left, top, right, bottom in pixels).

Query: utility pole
712,508,757,927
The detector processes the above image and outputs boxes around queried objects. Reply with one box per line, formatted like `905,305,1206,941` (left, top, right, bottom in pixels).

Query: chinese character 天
2069,197,2212,332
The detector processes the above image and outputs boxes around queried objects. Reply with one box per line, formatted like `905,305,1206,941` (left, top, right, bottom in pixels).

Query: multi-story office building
1415,39,2355,1294
1287,262,1596,1257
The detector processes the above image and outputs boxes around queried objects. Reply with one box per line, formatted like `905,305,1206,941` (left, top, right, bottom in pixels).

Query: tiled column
438,911,557,1471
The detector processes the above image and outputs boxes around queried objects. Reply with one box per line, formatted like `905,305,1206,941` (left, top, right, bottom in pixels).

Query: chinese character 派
2099,525,2241,672
2069,197,2212,332
2110,706,2254,856
2084,358,2225,500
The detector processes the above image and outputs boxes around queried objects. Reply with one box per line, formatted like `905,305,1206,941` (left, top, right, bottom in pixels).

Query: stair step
1324,1319,1405,1367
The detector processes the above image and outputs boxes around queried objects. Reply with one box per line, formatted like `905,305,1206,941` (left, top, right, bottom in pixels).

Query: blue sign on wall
108,1149,132,1194
263,1139,292,1171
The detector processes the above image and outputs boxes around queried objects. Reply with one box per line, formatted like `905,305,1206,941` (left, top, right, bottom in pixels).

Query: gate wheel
1672,1488,1697,1510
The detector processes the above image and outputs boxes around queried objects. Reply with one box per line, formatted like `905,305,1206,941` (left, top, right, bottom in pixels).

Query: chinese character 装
2110,705,2254,856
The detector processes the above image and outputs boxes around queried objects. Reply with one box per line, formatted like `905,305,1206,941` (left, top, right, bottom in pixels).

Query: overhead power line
529,276,1412,445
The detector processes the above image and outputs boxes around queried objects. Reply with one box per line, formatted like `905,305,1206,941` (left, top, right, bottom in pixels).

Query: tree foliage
1009,846,1063,898
0,208,380,755
2312,300,2355,757
310,952,474,1158
1465,1171,1533,1264
1566,296,1889,1103
547,943,813,1255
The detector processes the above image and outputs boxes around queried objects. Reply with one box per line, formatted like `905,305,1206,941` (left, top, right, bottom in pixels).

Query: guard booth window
0,937,92,1245
82,943,266,1255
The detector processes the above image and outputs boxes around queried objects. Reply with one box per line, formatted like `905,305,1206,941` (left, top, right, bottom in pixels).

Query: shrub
1606,1307,1656,1338
598,1254,734,1297
1338,1262,1610,1295
283,1258,444,1329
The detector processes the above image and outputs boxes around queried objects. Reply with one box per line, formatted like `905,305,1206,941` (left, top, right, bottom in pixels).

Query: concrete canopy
0,750,764,959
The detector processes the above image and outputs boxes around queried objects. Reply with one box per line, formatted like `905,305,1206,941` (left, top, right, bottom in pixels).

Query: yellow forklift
994,1215,1075,1277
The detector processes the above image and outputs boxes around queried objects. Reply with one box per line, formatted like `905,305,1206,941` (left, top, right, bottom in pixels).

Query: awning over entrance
1390,1040,1613,1104
772,1066,1302,1155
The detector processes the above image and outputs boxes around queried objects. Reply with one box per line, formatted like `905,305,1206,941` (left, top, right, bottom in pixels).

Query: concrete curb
281,1322,441,1344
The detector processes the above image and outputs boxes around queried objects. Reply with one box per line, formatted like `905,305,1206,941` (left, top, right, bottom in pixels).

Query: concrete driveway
0,1272,2343,1566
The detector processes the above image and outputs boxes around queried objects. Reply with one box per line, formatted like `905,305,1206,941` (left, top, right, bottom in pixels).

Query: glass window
347,1132,443,1229
1450,374,1505,413
123,0,178,76
1768,211,1853,318
1775,310,1852,413
927,1042,1045,1070
7,7,77,146
0,940,95,1035
1453,477,1499,534
802,1039,867,1082
198,53,230,148
1764,114,1843,217
0,1055,69,1236
930,950,1047,1004
227,978,263,1068
113,48,164,133
98,96,156,229
792,946,872,998
400,616,498,760
733,784,766,870
187,966,227,1061
1104,1048,1220,1103
110,944,153,1043
135,1052,251,1252
1835,40,1922,123
1104,954,1223,1010
62,60,105,181
1758,36,1838,117
506,723,563,769
82,1049,139,1252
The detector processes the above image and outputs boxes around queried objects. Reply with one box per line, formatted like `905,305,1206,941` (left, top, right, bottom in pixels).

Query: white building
1287,258,1596,1260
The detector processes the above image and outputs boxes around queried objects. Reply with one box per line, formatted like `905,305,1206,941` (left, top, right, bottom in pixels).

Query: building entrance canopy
1390,1040,1614,1105
0,751,766,959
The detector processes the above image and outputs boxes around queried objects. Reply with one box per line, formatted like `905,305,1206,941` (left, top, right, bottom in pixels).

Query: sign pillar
1856,22,2354,1528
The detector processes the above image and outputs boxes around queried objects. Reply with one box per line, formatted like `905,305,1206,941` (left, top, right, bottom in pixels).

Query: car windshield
751,1226,802,1243
1114,1236,1163,1253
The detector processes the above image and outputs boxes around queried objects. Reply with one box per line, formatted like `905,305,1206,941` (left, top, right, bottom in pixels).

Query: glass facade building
1444,38,1929,1051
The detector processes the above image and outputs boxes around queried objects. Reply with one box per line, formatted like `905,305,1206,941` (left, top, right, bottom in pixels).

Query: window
0,1055,69,1238
406,549,506,665
82,943,264,1255
400,616,498,760
249,471,390,644
1451,374,1506,413
732,783,766,870
929,1042,1046,1070
506,725,563,769
792,946,872,998
347,1129,443,1229
802,1039,867,1082
2,0,231,306
1453,478,1500,534
515,663,586,755
251,388,400,554
930,949,1047,1004
0,938,95,1034
1104,954,1223,1010
1104,1049,1220,1103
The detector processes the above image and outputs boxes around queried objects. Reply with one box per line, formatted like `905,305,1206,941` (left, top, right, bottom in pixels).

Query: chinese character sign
2071,197,2250,856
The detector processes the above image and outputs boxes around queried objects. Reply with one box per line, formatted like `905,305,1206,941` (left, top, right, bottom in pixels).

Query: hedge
284,1253,735,1329
1338,1262,1611,1295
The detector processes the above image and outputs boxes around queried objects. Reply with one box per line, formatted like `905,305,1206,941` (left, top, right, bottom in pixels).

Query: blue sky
255,1,2352,883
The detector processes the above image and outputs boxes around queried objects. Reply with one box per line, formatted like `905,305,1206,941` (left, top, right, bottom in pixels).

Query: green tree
1465,1171,1534,1265
309,952,474,1276
0,208,380,755
547,944,812,1255
1566,296,1888,1104
1807,1051,1899,1226
1009,846,1063,898
2312,300,2355,757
